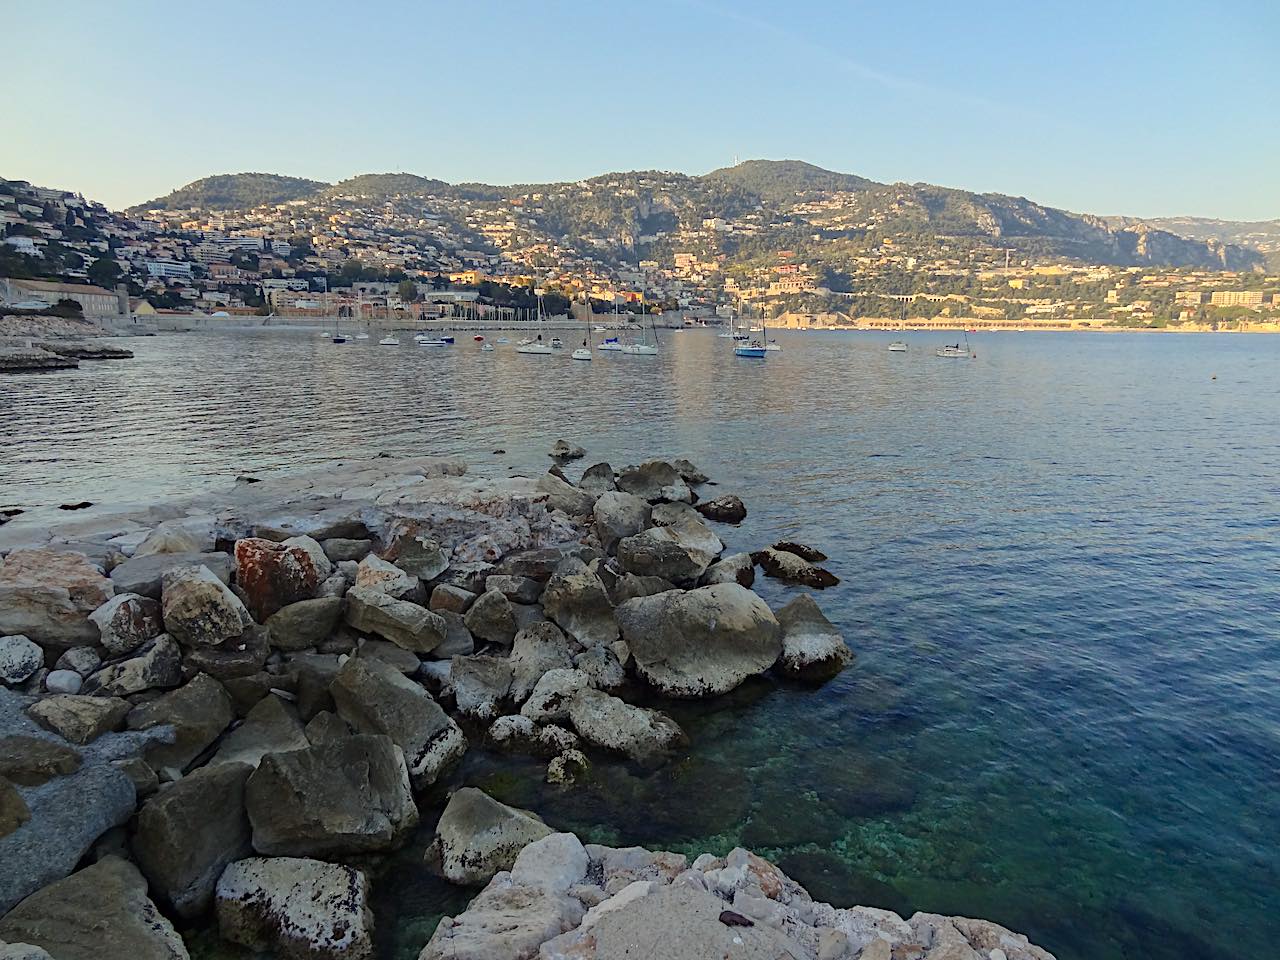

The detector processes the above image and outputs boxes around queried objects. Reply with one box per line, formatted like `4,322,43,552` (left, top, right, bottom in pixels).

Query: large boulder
0,637,42,687
216,857,373,960
536,473,596,517
637,518,723,577
519,669,591,724
615,461,692,504
330,657,466,789
381,518,451,580
508,622,577,703
81,635,182,696
0,550,114,652
615,533,703,584
463,589,518,646
87,593,162,656
752,547,839,589
695,493,747,524
345,586,446,654
245,734,418,857
133,761,253,919
577,462,615,495
353,554,420,600
161,565,253,648
234,537,331,622
616,583,781,698
108,551,234,600
210,694,309,768
699,553,755,588
263,596,343,651
27,695,129,745
592,492,652,554
448,656,513,721
541,573,617,649
774,595,852,682
125,673,234,778
0,856,189,960
565,689,684,762
428,787,553,886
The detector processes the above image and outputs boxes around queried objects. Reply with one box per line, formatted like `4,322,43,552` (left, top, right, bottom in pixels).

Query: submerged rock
216,857,374,960
550,439,586,461
753,547,839,589
695,493,747,524
428,786,553,886
616,583,781,698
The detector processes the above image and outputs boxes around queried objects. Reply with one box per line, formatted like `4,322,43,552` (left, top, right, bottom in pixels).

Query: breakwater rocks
0,337,133,373
0,450,1051,959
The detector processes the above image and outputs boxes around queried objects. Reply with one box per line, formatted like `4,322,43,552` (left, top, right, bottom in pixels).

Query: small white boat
748,325,763,333
378,336,400,346
516,340,553,355
481,343,495,352
888,341,908,352
355,333,370,340
571,347,592,361
936,344,972,358
592,325,607,333
620,342,658,355
550,337,564,349
496,336,510,344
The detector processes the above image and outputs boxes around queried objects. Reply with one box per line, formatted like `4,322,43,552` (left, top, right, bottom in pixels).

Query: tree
87,257,123,288
397,279,418,303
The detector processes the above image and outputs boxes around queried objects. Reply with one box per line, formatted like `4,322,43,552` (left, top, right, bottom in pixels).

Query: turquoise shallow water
2,328,1279,959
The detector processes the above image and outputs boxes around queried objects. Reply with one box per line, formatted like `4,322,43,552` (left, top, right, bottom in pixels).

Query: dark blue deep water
3,328,1278,959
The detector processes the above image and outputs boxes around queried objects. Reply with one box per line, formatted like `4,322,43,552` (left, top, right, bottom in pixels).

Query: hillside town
3,171,1279,332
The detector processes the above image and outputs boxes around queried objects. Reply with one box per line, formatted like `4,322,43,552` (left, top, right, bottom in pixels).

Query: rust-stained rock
234,537,332,622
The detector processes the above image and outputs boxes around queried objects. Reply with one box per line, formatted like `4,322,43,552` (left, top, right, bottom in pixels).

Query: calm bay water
3,328,1279,959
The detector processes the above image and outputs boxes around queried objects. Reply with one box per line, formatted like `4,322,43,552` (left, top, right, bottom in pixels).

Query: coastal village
3,171,1279,333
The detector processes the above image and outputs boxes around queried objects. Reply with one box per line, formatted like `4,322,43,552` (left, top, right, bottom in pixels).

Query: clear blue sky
5,0,1277,219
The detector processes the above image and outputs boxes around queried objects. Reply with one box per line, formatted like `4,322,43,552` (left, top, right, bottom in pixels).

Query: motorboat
496,336,510,344
888,340,908,352
481,342,495,352
473,335,485,342
571,347,592,361
355,333,370,340
378,336,400,346
440,336,455,344
550,337,564,349
597,337,623,351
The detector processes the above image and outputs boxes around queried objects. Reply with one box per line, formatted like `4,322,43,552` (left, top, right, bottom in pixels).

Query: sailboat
888,301,908,351
734,312,768,358
572,305,592,360
620,312,658,355
517,289,554,355
936,329,974,358
331,292,348,343
378,334,399,346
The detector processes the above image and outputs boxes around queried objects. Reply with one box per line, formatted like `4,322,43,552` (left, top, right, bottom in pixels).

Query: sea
2,327,1278,960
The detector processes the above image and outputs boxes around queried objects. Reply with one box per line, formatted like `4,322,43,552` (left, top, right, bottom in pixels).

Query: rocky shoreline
0,449,1054,959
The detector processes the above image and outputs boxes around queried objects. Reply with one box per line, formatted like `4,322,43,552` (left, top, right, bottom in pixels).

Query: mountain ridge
124,160,1265,271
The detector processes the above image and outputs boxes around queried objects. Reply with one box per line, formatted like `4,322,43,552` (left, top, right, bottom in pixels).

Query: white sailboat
378,335,399,346
936,329,974,358
572,301,592,360
620,312,658,355
517,289,554,355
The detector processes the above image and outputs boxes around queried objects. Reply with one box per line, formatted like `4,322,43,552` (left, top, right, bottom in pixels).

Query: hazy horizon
4,0,1278,220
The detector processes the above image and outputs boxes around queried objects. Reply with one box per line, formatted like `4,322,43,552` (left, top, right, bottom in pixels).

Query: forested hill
129,173,326,212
